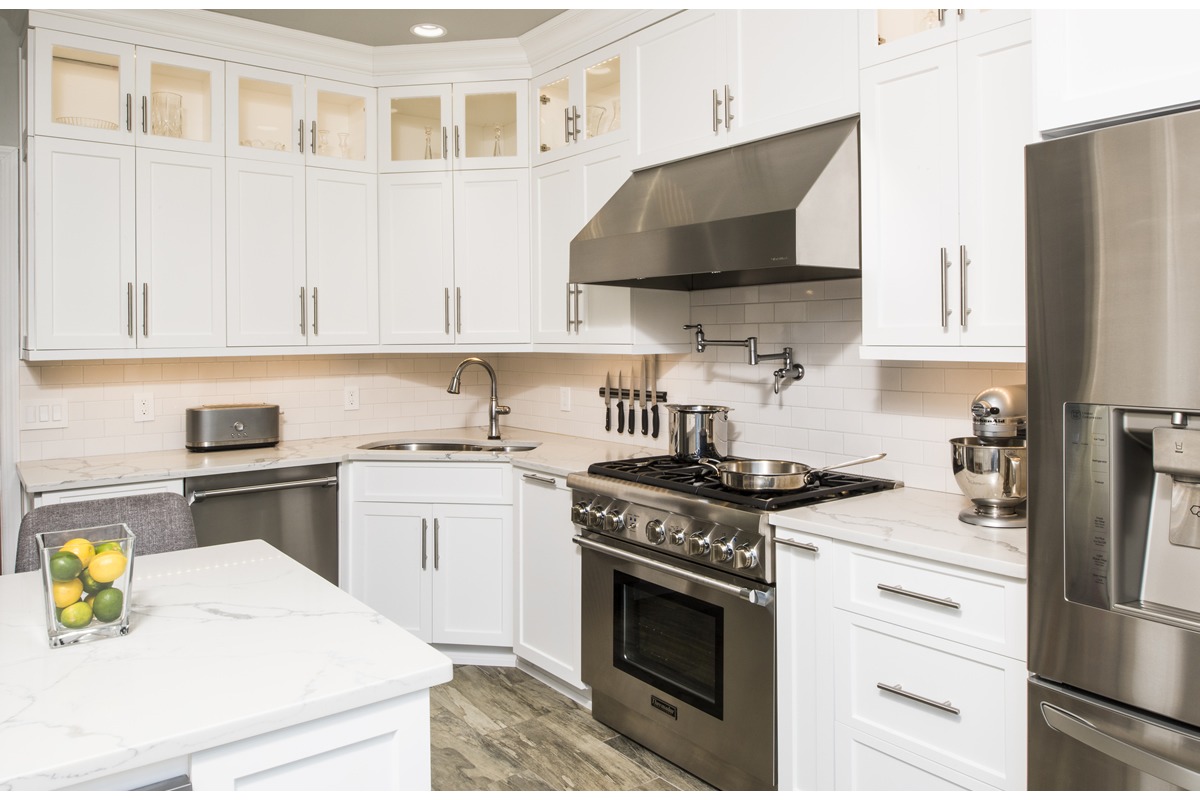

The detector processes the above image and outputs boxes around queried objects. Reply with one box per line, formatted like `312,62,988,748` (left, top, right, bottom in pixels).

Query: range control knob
667,525,686,546
711,537,735,563
645,519,666,544
587,506,605,530
734,544,760,570
603,510,626,533
685,532,711,556
570,501,590,525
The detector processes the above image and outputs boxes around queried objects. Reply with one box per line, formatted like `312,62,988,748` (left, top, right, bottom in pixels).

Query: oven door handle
572,534,774,607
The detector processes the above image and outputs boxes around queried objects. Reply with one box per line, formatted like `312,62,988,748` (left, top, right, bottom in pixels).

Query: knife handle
617,400,625,434
651,404,660,439
641,407,648,436
628,403,635,435
605,405,611,432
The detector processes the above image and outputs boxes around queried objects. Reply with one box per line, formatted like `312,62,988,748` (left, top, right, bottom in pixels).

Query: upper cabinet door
379,84,452,173
226,62,305,164
860,9,960,66
379,172,455,344
534,64,573,162
453,80,528,169
133,47,224,156
305,77,376,173
533,43,627,166
305,168,379,345
30,29,135,145
581,48,626,150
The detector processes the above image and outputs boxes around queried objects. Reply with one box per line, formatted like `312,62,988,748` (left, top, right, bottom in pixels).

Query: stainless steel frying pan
700,453,887,492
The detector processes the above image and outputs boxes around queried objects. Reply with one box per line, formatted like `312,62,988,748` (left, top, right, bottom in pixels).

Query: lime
94,541,122,555
59,538,95,568
52,578,83,608
78,569,111,595
88,550,127,583
48,551,82,581
60,601,93,629
85,594,96,608
92,588,124,623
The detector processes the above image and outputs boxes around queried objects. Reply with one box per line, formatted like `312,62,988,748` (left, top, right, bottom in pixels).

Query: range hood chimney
569,116,860,291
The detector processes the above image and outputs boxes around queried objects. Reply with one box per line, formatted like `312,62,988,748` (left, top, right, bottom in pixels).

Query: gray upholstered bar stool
15,493,198,573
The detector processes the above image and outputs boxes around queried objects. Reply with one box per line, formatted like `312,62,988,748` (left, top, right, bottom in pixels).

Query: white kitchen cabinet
378,169,528,345
531,141,689,349
833,724,993,791
860,21,1032,361
347,463,513,650
513,469,585,690
33,478,184,508
632,10,858,169
533,42,628,165
1035,10,1200,135
859,8,1030,67
226,63,375,172
226,161,377,347
28,29,225,156
379,81,526,172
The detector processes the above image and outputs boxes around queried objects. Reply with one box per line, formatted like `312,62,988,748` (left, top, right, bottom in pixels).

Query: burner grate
588,456,897,511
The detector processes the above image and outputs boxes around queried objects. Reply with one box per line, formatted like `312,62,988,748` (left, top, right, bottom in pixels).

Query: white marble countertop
0,540,453,790
770,487,1027,580
17,426,667,493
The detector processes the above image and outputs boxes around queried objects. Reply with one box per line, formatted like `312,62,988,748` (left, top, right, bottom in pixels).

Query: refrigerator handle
1040,702,1200,790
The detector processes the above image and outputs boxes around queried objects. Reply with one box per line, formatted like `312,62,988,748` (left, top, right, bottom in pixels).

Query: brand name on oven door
650,695,678,720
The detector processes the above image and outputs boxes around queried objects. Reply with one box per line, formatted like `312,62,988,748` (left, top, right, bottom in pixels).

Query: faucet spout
447,357,510,440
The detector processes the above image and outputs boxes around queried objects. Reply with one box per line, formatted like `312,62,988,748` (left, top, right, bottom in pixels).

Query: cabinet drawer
834,723,993,791
35,479,185,507
834,611,1026,789
833,544,1025,658
353,463,511,504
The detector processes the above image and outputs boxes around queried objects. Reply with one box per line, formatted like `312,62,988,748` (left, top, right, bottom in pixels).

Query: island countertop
0,540,452,790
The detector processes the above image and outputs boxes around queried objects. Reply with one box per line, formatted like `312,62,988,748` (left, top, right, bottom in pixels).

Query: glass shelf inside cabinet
238,77,297,154
464,92,517,160
316,89,368,162
149,62,212,143
51,45,122,132
875,9,944,46
537,76,569,154
389,96,443,162
584,56,621,139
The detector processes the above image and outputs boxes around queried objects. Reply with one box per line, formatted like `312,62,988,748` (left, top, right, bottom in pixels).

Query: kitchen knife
604,371,612,432
628,362,637,435
616,370,625,434
650,354,660,439
641,356,649,435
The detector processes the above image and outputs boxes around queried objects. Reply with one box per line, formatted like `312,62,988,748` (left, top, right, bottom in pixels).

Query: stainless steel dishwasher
184,464,339,584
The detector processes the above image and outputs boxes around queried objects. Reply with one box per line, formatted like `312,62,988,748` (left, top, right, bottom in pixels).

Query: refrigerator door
1030,678,1200,791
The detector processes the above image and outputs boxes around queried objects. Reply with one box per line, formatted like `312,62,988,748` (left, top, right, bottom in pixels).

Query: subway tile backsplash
19,279,1025,494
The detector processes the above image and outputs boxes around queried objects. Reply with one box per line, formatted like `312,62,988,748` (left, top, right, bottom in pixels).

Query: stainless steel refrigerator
1027,108,1200,789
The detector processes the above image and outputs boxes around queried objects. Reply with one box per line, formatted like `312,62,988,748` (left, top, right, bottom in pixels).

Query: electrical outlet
344,386,360,411
133,392,154,422
559,386,571,412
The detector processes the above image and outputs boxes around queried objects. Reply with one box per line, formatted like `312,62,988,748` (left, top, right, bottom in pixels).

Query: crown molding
520,9,680,76
372,39,532,85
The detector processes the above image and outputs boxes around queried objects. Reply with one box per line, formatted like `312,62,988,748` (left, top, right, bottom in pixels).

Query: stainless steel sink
358,440,539,453
486,445,537,452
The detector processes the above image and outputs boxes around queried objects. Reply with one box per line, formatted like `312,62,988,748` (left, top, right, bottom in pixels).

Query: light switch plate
20,400,68,430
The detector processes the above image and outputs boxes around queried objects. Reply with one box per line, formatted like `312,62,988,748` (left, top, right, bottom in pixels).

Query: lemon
79,569,111,595
60,601,93,629
52,578,83,608
48,551,82,581
94,541,122,555
87,550,127,583
85,594,96,608
92,588,124,623
59,538,95,568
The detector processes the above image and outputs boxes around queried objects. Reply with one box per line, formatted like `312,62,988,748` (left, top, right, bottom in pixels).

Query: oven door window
612,570,723,719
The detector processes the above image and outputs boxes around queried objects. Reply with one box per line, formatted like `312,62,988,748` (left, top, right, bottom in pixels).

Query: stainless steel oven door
576,532,775,791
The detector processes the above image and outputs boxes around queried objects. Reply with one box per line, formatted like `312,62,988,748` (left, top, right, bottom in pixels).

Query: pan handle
818,452,887,473
698,457,723,473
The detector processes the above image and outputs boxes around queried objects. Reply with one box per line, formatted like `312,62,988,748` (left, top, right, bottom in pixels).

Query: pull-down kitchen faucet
447,357,510,439
684,324,805,394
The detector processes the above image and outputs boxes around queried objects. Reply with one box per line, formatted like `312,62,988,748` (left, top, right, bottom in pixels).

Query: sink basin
358,440,539,453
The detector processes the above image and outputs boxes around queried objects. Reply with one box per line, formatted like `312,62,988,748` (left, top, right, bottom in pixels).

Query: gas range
567,455,899,585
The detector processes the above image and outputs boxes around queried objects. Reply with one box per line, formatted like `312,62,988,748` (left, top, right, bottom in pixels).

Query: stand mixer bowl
951,436,1028,528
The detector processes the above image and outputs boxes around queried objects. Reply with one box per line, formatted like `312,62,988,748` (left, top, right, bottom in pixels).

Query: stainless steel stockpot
666,404,731,461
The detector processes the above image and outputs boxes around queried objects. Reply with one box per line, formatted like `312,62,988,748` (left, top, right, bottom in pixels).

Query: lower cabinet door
430,504,513,647
348,502,432,642
834,724,994,791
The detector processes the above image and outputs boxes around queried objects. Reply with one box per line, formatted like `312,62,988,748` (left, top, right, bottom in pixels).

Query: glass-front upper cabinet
305,78,376,172
133,47,223,156
533,44,626,165
454,80,528,170
378,85,451,173
29,29,136,145
860,9,1031,66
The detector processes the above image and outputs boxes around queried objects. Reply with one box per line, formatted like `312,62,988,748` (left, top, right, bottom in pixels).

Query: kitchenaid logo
650,695,678,720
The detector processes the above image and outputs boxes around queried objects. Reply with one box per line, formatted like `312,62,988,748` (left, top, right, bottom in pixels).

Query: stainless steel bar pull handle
141,95,148,134
522,473,557,486
573,282,582,332
877,682,960,715
571,105,581,141
188,476,338,504
724,85,734,131
444,287,451,334
777,539,820,553
454,125,461,158
456,287,462,334
298,119,305,152
563,107,571,144
126,282,134,338
959,244,970,328
299,287,306,335
433,519,440,570
311,121,317,155
712,89,722,134
939,247,951,328
311,286,319,336
142,283,150,338
421,519,428,570
566,283,573,333
126,93,133,132
442,126,448,161
937,9,947,22
877,582,961,609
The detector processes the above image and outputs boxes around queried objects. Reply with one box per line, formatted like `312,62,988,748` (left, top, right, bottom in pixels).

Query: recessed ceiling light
410,23,447,39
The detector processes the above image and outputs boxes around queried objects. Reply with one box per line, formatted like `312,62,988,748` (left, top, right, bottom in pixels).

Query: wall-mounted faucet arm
683,325,804,394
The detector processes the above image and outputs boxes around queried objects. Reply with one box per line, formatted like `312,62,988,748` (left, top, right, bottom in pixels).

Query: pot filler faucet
684,324,805,394
447,357,510,440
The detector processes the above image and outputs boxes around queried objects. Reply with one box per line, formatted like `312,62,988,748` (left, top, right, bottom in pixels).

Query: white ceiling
211,9,565,47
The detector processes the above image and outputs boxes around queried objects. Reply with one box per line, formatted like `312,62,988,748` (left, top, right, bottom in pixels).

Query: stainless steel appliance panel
185,464,338,584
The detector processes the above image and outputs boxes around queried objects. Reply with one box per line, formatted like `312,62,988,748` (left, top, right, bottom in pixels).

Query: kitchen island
0,540,452,790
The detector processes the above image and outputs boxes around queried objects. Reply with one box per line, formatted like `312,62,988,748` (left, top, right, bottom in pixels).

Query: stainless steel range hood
570,116,860,291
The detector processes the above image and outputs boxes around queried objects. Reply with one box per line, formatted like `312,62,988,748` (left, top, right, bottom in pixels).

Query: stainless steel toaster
186,404,280,451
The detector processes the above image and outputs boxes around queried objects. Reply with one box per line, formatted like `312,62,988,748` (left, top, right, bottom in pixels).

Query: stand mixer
950,385,1028,528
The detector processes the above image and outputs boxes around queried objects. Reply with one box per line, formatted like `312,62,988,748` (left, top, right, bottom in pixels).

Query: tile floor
430,665,715,791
